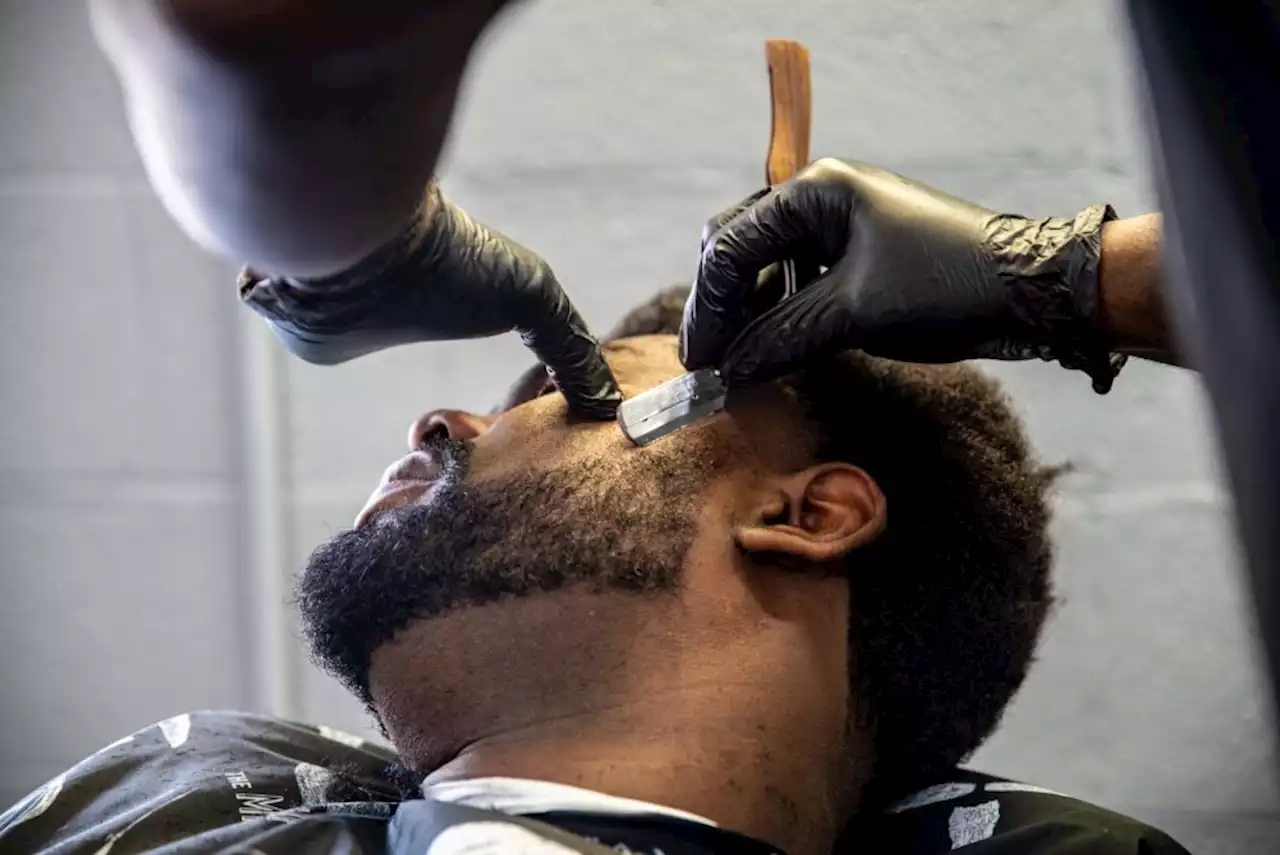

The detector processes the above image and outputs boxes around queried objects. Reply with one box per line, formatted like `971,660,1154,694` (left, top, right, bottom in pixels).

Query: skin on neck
368,500,872,855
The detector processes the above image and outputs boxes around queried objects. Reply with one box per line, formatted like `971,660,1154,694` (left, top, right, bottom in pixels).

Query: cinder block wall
2,0,1275,836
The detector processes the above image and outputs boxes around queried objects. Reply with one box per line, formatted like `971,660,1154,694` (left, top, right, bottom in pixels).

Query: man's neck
368,588,865,855
422,686,843,853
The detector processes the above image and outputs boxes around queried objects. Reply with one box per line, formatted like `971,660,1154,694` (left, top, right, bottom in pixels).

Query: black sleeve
845,769,1192,854
0,710,404,854
927,817,1190,854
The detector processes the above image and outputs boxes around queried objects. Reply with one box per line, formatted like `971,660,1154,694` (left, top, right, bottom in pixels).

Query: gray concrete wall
2,0,1276,838
0,0,251,806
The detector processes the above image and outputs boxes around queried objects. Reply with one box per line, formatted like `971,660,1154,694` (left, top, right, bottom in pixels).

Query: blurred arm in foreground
89,0,620,418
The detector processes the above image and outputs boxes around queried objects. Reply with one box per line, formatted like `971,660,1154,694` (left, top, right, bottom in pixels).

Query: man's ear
736,463,887,563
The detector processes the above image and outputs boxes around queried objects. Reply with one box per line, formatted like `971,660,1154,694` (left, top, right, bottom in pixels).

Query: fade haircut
609,285,1057,800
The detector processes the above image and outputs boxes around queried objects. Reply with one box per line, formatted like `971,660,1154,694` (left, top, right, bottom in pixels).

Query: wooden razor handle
765,39,812,185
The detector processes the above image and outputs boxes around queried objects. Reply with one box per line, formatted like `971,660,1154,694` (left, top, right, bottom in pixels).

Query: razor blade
616,259,801,446
617,367,728,446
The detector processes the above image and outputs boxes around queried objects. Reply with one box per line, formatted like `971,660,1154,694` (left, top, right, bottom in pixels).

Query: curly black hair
610,285,1057,802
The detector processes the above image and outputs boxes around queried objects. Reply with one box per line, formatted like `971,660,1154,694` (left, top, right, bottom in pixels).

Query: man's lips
354,450,443,528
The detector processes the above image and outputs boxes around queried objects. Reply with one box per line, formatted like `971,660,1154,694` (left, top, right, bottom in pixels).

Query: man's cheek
473,405,566,476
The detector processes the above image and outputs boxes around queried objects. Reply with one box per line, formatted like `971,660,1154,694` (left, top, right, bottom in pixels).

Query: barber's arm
1097,213,1175,363
682,158,1178,389
89,0,620,418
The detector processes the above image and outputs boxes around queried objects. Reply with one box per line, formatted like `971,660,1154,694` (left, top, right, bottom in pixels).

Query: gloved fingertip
566,380,623,420
547,342,624,420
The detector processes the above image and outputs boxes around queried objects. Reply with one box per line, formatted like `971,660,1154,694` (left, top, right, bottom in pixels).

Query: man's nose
407,409,492,450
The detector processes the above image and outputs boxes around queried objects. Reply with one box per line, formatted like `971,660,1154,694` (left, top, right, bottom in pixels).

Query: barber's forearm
90,0,504,278
1097,213,1181,366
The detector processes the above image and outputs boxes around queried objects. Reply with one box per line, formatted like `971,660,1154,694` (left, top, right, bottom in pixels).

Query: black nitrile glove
240,183,622,419
682,158,1126,392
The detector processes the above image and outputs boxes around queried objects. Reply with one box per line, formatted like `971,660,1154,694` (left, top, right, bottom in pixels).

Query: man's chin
296,462,704,705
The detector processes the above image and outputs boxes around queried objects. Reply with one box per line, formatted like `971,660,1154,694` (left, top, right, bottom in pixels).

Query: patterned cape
0,711,1191,854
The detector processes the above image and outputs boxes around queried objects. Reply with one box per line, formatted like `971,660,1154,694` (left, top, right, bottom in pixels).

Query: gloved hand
239,183,622,419
682,158,1126,392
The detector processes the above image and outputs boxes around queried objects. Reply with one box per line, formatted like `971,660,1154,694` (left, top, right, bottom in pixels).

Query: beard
296,434,724,704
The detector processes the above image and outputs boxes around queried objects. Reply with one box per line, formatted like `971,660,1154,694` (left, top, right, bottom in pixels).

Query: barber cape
0,711,1189,854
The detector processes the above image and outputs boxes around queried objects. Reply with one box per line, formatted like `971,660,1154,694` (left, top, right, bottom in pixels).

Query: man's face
296,335,795,701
